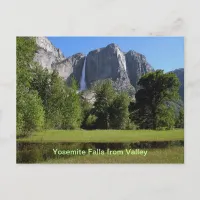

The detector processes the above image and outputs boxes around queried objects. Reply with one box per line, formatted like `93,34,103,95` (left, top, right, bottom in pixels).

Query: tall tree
62,77,82,129
45,69,67,128
134,70,180,129
109,92,130,129
16,37,45,136
93,79,116,129
17,89,45,136
30,63,51,110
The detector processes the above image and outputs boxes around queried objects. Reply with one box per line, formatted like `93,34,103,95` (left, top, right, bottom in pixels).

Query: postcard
16,36,184,164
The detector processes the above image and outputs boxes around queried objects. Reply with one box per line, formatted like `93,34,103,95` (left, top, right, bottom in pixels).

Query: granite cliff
34,37,183,100
34,37,154,95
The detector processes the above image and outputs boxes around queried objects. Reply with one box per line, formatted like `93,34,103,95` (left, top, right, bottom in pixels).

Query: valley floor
18,129,184,143
17,129,184,164
42,147,184,164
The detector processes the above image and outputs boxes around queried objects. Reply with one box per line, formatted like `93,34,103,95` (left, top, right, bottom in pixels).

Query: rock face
33,37,184,108
57,53,85,84
34,37,65,70
85,43,135,94
33,37,155,95
170,68,184,100
34,37,86,82
125,51,154,90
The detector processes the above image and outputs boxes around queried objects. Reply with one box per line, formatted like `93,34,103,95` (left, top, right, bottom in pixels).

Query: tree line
17,37,184,137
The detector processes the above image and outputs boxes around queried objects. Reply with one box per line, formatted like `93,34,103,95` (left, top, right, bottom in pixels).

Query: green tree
16,37,45,136
134,70,180,129
16,37,37,89
80,98,93,129
109,92,130,129
155,104,176,130
62,77,82,129
175,108,184,128
46,69,67,128
93,80,116,129
16,37,37,67
30,63,51,110
17,88,45,136
85,114,97,129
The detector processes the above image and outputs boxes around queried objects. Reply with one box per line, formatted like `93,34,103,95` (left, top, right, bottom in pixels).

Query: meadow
17,129,184,164
18,129,184,143
42,147,184,164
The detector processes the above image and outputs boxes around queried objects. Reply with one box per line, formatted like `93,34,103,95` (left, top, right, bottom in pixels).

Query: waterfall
80,57,87,91
124,56,127,72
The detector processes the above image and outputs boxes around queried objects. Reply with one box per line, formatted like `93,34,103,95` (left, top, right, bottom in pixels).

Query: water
123,55,127,72
80,56,87,91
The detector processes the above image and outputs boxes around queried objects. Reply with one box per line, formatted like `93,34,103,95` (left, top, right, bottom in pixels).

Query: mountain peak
106,43,119,49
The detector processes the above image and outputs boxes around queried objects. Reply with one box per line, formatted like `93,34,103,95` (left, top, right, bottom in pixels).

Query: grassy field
18,129,184,143
42,147,184,164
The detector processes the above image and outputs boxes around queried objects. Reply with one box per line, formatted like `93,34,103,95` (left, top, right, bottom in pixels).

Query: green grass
18,129,184,143
42,147,184,164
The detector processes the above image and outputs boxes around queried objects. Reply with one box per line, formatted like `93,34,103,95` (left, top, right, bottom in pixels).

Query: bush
126,120,138,130
155,104,176,130
17,149,43,163
85,114,97,129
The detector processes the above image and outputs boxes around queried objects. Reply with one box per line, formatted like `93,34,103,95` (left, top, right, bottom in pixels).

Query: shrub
85,114,97,129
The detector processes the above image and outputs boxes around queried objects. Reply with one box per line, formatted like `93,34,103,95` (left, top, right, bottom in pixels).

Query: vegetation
16,37,184,163
18,129,184,143
42,147,184,164
17,37,82,137
131,70,181,130
17,37,45,136
175,108,184,128
17,37,184,136
17,142,184,164
93,80,130,129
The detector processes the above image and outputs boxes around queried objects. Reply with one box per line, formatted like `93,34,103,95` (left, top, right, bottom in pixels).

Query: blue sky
47,37,184,72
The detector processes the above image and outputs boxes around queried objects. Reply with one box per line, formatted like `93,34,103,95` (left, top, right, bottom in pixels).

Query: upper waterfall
80,56,87,91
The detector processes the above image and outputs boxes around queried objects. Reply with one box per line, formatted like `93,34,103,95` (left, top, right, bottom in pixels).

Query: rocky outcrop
125,50,154,90
34,37,65,70
34,37,72,80
85,43,135,94
34,37,85,82
57,55,86,84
